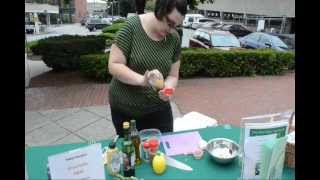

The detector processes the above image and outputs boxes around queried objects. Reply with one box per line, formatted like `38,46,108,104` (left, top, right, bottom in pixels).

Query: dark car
219,24,252,38
239,32,289,51
189,28,241,50
25,21,35,34
86,18,110,31
191,18,216,30
198,21,220,29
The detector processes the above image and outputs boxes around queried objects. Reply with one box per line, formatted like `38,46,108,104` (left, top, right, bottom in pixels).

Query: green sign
250,126,287,138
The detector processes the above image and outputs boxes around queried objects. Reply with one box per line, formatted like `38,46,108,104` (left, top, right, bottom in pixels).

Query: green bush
102,23,125,33
80,53,111,82
78,49,295,81
99,32,116,40
180,48,295,78
26,40,39,54
30,35,106,70
112,19,126,24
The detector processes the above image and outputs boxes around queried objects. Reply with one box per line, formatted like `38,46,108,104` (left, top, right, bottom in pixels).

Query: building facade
26,0,88,23
74,0,88,22
196,0,295,34
87,2,107,15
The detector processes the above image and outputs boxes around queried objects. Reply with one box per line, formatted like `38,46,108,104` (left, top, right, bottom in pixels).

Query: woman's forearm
109,62,145,86
164,75,179,89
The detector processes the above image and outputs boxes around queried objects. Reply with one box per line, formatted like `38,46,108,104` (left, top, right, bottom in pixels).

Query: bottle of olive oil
130,120,142,166
122,122,135,177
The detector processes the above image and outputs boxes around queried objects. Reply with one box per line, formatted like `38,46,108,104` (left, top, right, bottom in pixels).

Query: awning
25,3,59,14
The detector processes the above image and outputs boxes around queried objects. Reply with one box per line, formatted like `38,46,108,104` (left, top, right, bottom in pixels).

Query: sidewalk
25,72,294,147
25,102,182,147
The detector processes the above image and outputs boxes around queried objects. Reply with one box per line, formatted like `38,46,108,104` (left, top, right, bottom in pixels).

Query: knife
165,155,193,171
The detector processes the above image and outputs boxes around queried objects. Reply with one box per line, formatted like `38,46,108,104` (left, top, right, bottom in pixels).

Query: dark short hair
154,0,187,20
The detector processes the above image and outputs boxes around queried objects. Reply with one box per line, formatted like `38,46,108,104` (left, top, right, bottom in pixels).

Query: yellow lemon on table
152,151,166,175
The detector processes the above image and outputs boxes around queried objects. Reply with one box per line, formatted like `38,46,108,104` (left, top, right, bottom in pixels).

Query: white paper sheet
48,143,105,180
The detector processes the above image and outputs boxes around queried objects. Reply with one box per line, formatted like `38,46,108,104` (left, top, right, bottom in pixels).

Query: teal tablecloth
25,125,295,179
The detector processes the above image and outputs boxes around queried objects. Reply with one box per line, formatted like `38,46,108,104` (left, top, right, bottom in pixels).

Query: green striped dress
109,15,181,117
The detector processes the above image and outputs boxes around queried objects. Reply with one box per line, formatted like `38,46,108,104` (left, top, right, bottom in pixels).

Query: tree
63,0,72,23
135,0,146,14
145,0,155,11
119,0,136,17
188,0,215,10
135,0,214,14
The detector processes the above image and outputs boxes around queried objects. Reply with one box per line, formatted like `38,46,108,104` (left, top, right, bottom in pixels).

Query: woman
108,0,187,137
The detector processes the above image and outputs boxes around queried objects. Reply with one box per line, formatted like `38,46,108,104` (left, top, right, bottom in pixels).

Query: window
259,34,271,44
238,25,246,31
248,33,261,41
271,36,288,48
200,19,214,23
202,32,211,42
198,31,211,44
211,34,240,47
188,17,194,22
193,30,202,39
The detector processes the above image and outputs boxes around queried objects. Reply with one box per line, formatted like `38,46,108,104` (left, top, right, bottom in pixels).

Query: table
25,125,295,179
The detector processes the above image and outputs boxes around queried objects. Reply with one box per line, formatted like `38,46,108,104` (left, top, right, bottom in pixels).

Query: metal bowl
206,138,239,164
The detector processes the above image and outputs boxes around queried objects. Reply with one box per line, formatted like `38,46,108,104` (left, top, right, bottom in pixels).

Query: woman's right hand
142,69,164,90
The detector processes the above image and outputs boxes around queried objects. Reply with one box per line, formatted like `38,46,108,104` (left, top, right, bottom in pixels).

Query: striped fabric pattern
109,15,181,117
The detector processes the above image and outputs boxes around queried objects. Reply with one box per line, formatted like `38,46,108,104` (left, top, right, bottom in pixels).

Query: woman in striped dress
108,0,187,137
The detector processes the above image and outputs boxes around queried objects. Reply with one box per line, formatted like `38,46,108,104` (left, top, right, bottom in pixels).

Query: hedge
99,32,116,40
30,35,106,70
112,19,126,24
80,53,111,82
102,23,125,33
26,40,39,54
79,48,295,81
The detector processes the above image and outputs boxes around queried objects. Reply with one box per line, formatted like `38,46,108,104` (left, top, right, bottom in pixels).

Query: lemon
152,152,166,175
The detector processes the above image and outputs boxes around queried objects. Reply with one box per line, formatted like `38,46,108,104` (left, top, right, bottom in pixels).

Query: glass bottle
130,120,142,166
106,141,121,176
122,122,135,177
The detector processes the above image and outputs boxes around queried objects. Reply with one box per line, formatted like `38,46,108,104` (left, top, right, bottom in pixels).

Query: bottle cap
130,120,136,127
123,122,129,129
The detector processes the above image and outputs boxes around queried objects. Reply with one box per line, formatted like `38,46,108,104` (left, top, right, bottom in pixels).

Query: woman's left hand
158,87,175,101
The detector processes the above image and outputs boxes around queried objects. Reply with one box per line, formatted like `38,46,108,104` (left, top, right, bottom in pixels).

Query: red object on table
149,138,159,152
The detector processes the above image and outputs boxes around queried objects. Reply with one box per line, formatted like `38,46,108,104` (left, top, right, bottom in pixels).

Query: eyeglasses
164,16,176,29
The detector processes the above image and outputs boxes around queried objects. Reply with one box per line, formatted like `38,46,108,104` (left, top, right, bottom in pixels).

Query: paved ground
25,72,294,147
25,102,181,147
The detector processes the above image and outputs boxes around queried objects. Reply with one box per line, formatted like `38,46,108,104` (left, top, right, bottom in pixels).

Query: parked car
239,32,289,51
183,14,204,28
189,28,241,50
86,18,111,31
218,24,252,37
199,21,220,29
191,18,216,29
25,21,35,34
268,33,295,50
